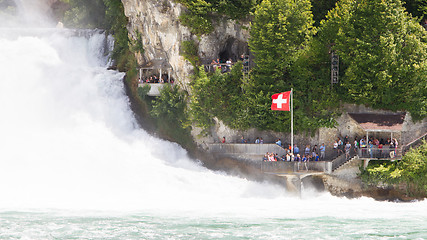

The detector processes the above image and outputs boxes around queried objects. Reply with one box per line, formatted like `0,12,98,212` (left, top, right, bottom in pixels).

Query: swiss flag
271,91,291,111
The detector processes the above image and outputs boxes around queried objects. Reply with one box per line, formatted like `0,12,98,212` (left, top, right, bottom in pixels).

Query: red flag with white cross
271,91,291,111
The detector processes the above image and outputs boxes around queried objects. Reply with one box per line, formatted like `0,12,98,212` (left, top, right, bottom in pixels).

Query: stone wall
402,113,427,146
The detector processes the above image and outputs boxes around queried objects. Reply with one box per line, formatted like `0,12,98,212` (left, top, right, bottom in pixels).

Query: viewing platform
137,83,173,97
207,143,333,174
137,58,174,97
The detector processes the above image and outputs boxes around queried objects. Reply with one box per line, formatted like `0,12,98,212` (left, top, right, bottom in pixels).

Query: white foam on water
0,1,425,225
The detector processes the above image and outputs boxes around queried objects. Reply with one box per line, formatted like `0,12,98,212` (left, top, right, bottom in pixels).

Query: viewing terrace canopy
348,112,406,160
348,112,405,133
138,59,172,83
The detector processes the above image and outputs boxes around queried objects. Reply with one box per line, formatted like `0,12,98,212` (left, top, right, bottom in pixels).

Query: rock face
121,0,250,88
121,0,426,150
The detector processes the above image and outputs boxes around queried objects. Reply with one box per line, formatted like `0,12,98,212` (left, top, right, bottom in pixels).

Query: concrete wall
261,161,332,174
138,83,166,96
196,104,426,155
208,143,333,173
208,143,287,155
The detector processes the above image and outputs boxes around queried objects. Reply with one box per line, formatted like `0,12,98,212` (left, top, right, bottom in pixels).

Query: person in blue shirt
319,143,326,160
276,139,282,147
369,141,374,158
294,145,300,154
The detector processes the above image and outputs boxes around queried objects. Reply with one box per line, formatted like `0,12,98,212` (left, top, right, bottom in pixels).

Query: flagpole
291,88,293,155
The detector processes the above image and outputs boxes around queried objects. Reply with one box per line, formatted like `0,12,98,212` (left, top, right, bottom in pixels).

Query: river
0,1,426,239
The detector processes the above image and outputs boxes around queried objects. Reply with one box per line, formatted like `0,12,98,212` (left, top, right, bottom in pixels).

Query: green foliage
319,0,427,120
398,140,427,195
130,31,144,54
310,0,337,26
360,161,399,188
61,0,107,28
245,0,337,133
137,85,151,100
176,0,258,35
103,0,131,69
179,11,214,36
180,40,200,67
59,0,132,71
151,85,193,146
403,0,427,20
361,141,427,197
189,63,251,135
189,67,217,135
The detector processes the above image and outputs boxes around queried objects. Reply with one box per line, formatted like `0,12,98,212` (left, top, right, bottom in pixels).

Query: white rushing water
0,1,426,239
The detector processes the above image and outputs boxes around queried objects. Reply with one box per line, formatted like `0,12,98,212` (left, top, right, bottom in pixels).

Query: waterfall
0,2,426,239
0,15,292,212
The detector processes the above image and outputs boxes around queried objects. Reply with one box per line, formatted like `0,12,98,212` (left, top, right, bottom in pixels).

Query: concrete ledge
138,83,169,96
261,161,332,174
208,143,287,155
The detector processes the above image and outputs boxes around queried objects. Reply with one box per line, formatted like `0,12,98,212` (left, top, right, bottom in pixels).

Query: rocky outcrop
121,0,250,88
121,0,426,153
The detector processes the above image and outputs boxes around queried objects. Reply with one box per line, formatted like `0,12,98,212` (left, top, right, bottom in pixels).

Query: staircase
402,132,427,155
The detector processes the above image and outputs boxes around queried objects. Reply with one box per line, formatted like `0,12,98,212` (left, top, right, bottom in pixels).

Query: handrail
402,132,427,154
331,154,348,170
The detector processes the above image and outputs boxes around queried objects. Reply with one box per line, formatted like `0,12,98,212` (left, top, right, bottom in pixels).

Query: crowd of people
208,58,234,73
262,142,326,164
138,74,173,84
333,135,400,159
259,135,400,164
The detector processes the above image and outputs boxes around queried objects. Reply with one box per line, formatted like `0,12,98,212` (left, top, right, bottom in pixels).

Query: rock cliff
121,0,250,88
120,0,426,150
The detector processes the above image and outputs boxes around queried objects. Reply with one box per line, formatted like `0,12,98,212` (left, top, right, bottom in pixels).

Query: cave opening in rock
219,37,248,64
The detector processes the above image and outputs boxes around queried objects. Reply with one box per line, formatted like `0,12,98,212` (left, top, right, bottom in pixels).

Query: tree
310,0,338,26
396,140,427,195
319,0,427,120
403,0,427,20
247,0,316,131
151,84,193,146
62,0,106,28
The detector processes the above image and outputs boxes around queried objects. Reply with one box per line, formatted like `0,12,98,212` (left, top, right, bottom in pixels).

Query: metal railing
402,132,427,154
204,63,233,73
331,154,348,170
261,161,332,173
357,146,402,159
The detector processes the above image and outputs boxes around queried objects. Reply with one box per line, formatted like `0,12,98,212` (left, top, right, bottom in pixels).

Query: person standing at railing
304,145,310,156
294,144,299,155
393,138,398,157
319,143,326,160
353,137,359,152
368,141,374,158
378,143,383,158
226,58,232,72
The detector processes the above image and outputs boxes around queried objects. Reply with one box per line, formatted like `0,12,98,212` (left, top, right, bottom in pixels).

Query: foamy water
0,1,426,238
